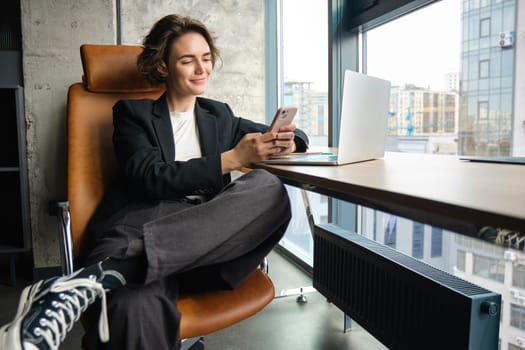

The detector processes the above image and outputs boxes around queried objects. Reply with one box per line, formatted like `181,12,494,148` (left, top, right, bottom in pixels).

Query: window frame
480,17,491,37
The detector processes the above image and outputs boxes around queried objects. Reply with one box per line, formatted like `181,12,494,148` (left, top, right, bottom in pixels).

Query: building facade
459,0,517,156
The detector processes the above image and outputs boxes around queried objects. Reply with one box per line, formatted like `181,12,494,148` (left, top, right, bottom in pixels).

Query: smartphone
268,106,297,132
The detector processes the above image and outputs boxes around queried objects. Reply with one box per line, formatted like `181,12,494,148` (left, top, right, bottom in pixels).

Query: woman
0,14,308,350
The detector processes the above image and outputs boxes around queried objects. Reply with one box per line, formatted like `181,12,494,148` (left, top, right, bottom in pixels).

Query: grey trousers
82,169,291,350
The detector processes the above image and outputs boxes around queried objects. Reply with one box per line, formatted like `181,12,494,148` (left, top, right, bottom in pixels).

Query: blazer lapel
195,100,218,156
152,93,176,162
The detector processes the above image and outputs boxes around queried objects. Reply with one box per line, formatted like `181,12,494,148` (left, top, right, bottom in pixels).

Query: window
511,304,525,331
480,17,491,37
280,0,328,144
384,214,397,248
478,101,489,121
479,59,490,78
276,0,328,264
412,222,424,259
342,0,519,344
367,0,461,153
366,0,520,157
473,254,505,282
430,227,443,257
513,264,525,289
271,0,521,345
456,250,466,272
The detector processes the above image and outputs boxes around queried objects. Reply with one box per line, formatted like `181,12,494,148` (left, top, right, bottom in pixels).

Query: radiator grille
313,224,500,350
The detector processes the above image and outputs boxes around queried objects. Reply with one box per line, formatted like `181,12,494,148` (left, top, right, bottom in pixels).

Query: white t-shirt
170,110,202,161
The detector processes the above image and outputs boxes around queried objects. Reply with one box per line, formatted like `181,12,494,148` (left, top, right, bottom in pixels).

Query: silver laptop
265,70,391,165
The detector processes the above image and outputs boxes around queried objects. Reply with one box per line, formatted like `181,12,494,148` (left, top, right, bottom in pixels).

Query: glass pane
480,59,490,78
366,0,461,155
278,0,328,263
513,264,525,289
281,0,328,147
431,227,443,257
412,222,424,258
457,250,466,271
480,17,491,37
366,0,518,158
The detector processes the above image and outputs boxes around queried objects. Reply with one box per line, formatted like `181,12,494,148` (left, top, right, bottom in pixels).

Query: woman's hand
220,124,297,173
269,123,297,156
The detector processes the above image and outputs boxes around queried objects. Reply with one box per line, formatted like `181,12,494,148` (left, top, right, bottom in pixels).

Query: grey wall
21,0,265,269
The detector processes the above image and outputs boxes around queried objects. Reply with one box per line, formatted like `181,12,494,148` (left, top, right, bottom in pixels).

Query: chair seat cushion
179,269,274,339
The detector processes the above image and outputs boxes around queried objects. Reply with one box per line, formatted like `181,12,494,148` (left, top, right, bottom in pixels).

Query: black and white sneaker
0,261,125,350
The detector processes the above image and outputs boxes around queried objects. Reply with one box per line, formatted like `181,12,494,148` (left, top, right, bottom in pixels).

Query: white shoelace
32,277,109,350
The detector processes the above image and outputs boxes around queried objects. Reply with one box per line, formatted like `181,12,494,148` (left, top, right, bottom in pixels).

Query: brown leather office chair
56,44,275,349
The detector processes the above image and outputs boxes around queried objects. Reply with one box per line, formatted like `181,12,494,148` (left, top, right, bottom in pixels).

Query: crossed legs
82,169,291,349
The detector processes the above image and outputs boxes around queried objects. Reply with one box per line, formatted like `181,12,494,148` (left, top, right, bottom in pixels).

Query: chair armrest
48,200,74,275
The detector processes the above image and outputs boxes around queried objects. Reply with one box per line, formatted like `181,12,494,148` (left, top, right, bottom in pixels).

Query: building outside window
459,0,517,156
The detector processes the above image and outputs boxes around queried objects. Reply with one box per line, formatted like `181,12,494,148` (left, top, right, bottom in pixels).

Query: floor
0,250,387,350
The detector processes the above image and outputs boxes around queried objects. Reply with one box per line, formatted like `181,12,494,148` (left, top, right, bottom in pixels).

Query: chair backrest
67,44,165,257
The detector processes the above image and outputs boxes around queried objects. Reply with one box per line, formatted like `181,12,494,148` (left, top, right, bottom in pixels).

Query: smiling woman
165,32,214,111
137,15,220,85
0,13,309,350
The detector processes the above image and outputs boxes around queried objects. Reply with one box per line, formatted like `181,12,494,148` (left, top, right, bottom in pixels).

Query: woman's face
166,32,213,98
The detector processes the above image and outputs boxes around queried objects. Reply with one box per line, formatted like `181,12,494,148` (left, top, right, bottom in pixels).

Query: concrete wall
21,0,265,269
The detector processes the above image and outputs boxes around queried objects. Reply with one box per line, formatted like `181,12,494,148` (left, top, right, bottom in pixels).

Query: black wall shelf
0,85,30,285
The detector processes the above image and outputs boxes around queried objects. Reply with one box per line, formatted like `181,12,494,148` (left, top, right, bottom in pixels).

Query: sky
366,0,461,90
281,0,328,91
282,0,461,91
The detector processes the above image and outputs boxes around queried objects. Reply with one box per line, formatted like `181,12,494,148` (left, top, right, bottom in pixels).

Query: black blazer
112,93,308,200
84,93,308,255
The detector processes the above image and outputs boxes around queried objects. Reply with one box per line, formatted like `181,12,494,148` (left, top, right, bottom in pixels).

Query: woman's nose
195,60,204,73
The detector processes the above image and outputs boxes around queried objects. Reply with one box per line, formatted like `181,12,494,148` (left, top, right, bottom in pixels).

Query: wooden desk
256,152,510,349
254,152,525,237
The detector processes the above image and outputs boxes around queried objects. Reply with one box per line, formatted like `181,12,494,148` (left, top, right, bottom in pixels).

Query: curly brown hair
137,14,220,85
